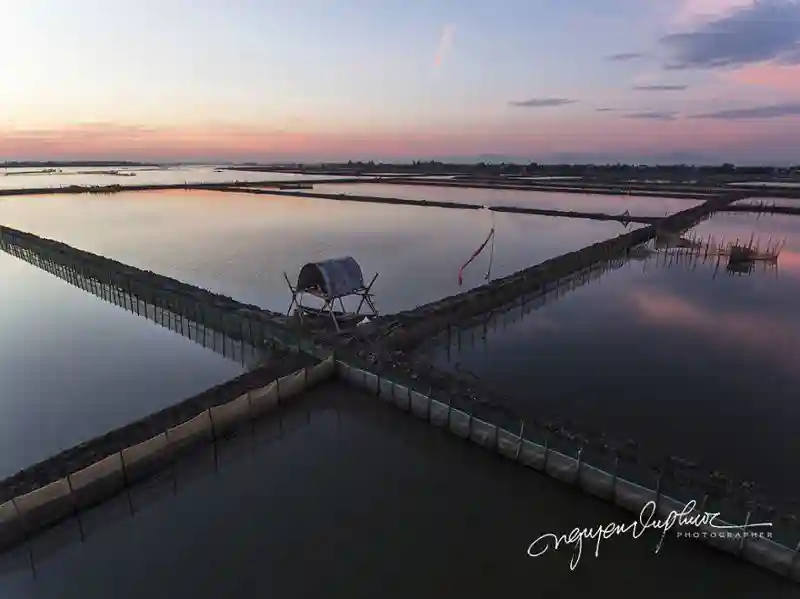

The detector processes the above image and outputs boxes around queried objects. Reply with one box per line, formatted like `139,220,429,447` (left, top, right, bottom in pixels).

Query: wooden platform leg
325,300,341,332
284,272,298,316
356,273,379,315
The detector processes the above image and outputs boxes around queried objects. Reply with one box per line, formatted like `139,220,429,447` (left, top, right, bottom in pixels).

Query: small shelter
284,256,378,331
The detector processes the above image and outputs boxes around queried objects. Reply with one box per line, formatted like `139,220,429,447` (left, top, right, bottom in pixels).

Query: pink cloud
0,122,358,160
1,116,799,161
723,63,800,93
496,114,800,156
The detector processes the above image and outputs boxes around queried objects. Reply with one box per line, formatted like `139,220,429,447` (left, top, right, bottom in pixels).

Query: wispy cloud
671,0,756,26
623,111,679,121
434,24,456,68
607,52,644,61
632,84,688,91
509,98,577,107
596,107,621,112
691,102,800,119
661,1,800,69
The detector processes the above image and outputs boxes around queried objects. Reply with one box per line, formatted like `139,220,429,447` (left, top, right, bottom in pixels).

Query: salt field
0,190,636,313
0,166,342,190
424,213,800,510
2,179,799,589
0,250,245,478
4,0,800,590
0,383,791,599
307,182,704,216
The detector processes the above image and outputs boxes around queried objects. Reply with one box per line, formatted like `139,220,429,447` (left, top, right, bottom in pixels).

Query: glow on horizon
2,0,799,163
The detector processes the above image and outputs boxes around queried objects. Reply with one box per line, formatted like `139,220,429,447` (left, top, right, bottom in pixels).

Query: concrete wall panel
292,370,308,395
448,409,471,439
579,465,613,500
614,479,651,514
429,400,449,428
697,521,741,554
68,453,126,508
378,378,394,403
655,496,685,519
496,430,521,459
167,411,213,453
470,419,497,449
13,479,73,532
364,372,379,395
250,383,278,415
546,451,578,483
0,500,22,551
307,360,334,387
393,386,411,411
346,366,366,388
518,441,545,470
0,501,19,527
121,433,169,482
409,390,429,419
14,479,71,516
742,539,795,579
277,371,305,399
210,394,251,434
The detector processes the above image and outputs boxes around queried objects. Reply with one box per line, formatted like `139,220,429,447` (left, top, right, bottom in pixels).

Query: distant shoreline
1,161,159,168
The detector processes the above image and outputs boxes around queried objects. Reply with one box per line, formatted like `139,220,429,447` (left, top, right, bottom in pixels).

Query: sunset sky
1,0,799,163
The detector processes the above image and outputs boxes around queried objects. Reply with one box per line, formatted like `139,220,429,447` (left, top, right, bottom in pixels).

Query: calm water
733,197,800,208
0,251,245,477
425,213,800,503
0,382,791,598
0,166,341,190
0,190,636,313
308,183,702,216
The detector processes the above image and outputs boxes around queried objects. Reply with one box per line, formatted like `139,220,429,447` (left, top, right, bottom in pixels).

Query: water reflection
0,190,633,312
426,214,800,510
0,383,791,598
0,235,273,369
0,248,245,477
636,235,783,278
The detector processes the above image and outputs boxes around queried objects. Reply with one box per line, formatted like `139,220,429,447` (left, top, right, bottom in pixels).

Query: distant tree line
275,160,799,178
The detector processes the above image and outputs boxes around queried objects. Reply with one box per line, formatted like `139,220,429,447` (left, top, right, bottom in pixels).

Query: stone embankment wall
221,187,659,224
357,193,742,353
0,225,343,550
373,177,727,199
0,226,305,349
334,360,800,583
0,355,336,551
2,241,266,365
